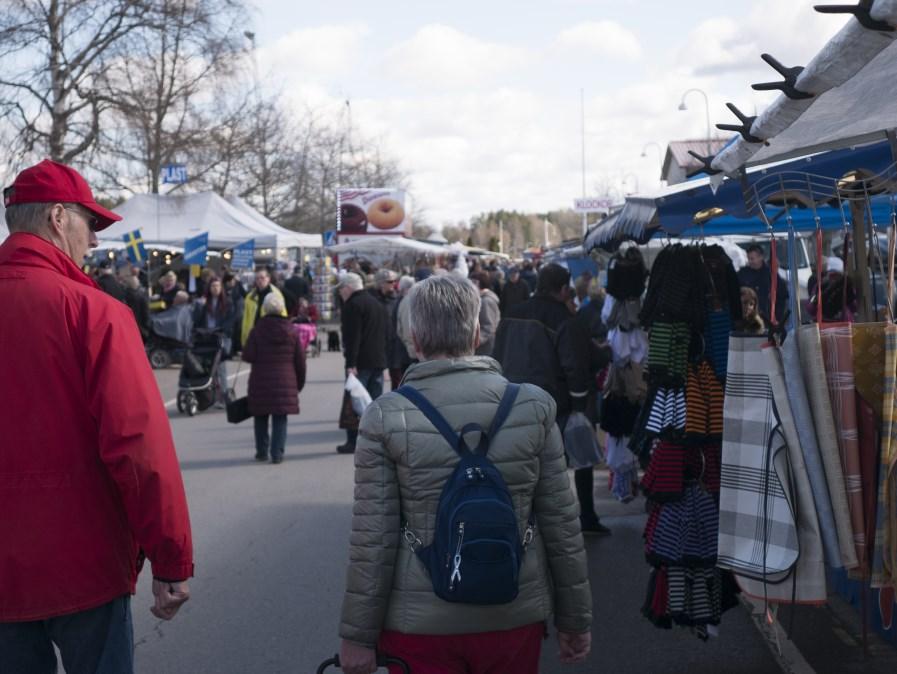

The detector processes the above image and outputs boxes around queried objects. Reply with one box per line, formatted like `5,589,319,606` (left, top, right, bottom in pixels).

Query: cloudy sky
249,0,846,228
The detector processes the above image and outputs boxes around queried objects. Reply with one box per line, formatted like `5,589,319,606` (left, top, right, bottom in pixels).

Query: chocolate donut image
339,203,367,233
366,198,405,231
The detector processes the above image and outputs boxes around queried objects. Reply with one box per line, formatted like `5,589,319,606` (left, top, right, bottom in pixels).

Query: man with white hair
337,272,389,454
0,160,193,673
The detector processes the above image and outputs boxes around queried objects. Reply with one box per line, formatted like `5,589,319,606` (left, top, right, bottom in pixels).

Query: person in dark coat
500,266,530,316
370,268,405,389
737,244,789,324
96,260,127,303
494,263,609,536
284,266,311,312
337,272,388,454
241,292,306,464
195,275,238,405
122,274,151,342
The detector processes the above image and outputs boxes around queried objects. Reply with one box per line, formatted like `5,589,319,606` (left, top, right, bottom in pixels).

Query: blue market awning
584,140,895,252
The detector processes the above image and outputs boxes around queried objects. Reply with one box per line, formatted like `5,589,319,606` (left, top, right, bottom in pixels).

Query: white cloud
555,21,642,60
382,25,531,89
259,24,370,80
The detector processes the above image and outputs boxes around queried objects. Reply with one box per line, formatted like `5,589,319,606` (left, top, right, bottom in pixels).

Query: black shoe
271,455,283,464
581,519,612,537
254,454,268,462
336,443,356,454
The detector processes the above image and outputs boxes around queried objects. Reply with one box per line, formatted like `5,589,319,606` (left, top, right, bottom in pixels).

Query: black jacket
369,289,403,369
500,279,530,316
493,294,591,418
341,289,388,370
124,286,151,342
97,274,127,303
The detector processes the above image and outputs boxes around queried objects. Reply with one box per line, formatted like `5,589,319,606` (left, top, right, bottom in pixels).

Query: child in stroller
176,330,226,416
293,298,321,358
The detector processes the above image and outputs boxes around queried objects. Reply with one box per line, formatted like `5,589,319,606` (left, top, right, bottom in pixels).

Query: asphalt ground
125,350,888,673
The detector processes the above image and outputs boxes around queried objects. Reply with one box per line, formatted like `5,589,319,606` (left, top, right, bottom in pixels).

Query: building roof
661,139,730,183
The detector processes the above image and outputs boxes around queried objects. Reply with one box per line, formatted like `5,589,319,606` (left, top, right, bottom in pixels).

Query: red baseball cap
3,159,122,231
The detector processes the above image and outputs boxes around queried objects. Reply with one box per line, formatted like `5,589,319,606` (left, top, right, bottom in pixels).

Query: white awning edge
712,0,897,175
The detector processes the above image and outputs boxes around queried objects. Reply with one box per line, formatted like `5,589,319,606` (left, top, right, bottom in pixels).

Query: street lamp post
640,141,663,182
678,88,712,156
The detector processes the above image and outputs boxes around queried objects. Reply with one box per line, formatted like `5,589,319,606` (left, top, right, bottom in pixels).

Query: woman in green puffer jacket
337,274,592,674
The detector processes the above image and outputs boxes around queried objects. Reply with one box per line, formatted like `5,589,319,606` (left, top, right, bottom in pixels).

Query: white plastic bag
345,373,373,416
563,412,603,469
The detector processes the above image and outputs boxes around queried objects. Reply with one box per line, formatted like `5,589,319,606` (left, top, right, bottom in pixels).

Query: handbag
338,390,360,430
563,411,603,469
225,362,251,424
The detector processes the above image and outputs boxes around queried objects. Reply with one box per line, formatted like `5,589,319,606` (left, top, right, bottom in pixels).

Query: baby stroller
294,321,320,358
176,330,224,416
146,304,194,369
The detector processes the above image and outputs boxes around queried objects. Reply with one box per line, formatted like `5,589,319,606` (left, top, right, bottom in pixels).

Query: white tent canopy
713,0,897,174
101,191,320,250
224,195,322,249
326,236,447,263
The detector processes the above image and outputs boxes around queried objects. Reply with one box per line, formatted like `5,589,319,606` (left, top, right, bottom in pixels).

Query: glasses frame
63,204,99,233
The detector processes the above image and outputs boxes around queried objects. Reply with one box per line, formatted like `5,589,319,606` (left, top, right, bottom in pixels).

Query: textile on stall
871,325,897,588
853,322,888,573
735,345,827,603
717,336,799,583
820,324,868,569
685,360,725,440
780,334,842,568
798,325,858,570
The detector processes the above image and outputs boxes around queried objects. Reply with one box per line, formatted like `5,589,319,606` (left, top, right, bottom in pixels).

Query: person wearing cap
0,160,194,673
337,272,388,454
370,268,403,390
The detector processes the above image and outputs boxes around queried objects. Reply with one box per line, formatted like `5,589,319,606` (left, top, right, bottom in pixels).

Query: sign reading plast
162,164,188,184
231,239,255,269
183,232,208,265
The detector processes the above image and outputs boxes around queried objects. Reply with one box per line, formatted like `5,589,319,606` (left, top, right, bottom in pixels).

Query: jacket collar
402,356,502,384
0,232,99,290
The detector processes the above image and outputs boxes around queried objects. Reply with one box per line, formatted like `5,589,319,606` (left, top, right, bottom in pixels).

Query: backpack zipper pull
449,522,464,590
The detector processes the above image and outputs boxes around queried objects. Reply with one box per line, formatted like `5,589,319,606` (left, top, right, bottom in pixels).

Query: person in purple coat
242,293,306,464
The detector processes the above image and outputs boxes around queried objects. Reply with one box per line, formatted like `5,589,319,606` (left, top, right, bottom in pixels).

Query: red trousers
378,622,544,674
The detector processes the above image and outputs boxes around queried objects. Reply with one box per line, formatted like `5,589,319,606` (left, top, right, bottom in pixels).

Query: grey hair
339,272,364,291
398,275,415,293
4,202,53,235
408,274,481,359
262,292,285,316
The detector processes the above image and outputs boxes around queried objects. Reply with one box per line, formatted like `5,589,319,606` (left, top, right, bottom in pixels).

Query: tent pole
851,199,874,321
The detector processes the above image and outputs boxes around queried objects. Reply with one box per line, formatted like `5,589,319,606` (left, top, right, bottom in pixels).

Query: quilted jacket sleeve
339,401,401,647
533,401,592,633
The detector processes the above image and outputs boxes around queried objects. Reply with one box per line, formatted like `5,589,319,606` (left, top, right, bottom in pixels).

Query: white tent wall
224,196,322,249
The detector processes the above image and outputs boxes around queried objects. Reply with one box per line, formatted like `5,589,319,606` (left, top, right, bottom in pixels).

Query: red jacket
0,233,194,621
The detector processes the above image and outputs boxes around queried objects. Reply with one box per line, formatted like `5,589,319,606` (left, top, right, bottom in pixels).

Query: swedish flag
123,230,147,264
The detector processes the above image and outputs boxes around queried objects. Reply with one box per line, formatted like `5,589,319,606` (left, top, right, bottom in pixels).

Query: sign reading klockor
574,197,612,214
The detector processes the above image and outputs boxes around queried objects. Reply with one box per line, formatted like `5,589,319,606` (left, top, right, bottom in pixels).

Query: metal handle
316,653,411,674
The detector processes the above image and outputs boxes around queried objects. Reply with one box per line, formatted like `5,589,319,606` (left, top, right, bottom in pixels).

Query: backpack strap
397,383,521,458
396,386,463,457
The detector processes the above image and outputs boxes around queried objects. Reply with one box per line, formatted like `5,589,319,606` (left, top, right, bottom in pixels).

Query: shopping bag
345,373,373,416
563,411,603,469
338,390,360,430
225,395,251,424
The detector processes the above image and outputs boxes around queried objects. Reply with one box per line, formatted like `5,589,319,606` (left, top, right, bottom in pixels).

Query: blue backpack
396,384,534,605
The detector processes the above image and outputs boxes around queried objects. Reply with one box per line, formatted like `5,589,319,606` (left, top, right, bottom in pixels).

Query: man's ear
474,323,481,349
47,203,66,236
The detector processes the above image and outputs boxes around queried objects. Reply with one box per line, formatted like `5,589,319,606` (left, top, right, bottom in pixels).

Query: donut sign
338,188,409,235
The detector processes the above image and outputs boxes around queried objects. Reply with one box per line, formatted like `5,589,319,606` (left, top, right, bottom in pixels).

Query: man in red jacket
0,160,194,674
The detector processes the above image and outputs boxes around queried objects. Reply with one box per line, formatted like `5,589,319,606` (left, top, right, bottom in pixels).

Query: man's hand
339,639,377,674
151,579,190,620
557,630,591,664
347,367,358,377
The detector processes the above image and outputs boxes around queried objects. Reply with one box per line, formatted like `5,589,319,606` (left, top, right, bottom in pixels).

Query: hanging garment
798,324,858,570
717,336,800,583
704,309,732,382
667,567,723,628
647,322,690,386
644,387,687,436
736,345,827,604
780,332,842,569
820,323,867,570
648,484,720,567
685,360,725,440
871,325,897,589
642,441,687,502
642,567,672,629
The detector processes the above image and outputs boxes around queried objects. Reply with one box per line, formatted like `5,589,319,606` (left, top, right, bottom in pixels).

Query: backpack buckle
401,523,422,551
